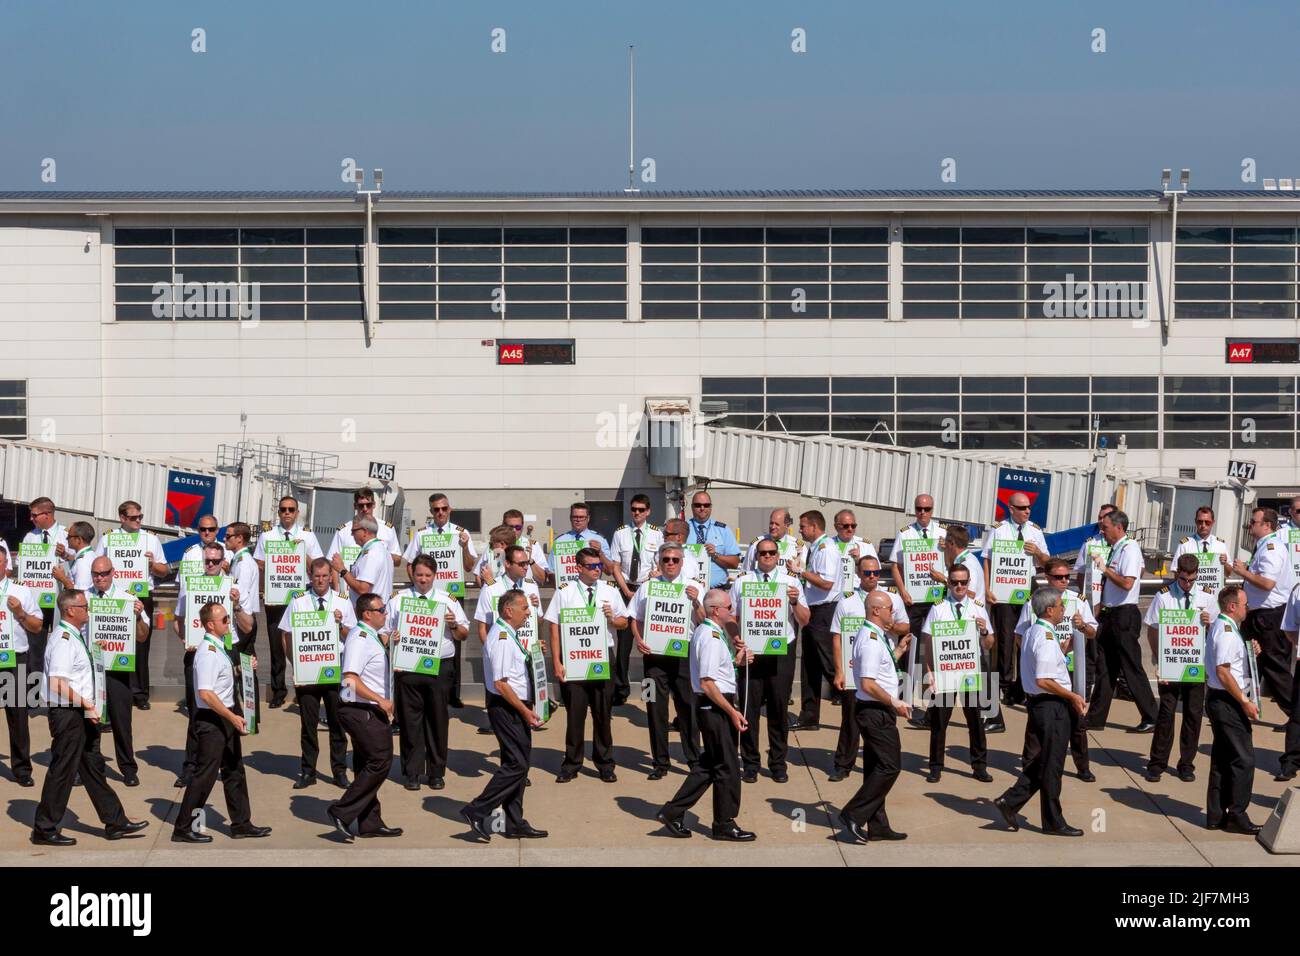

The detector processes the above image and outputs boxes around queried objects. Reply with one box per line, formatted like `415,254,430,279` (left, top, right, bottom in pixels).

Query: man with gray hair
332,514,395,614
994,588,1088,836
1087,509,1157,732
742,508,800,576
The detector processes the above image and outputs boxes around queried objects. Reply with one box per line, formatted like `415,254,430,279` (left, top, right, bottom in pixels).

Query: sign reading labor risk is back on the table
393,595,445,676
739,580,788,654
1158,608,1207,683
900,538,944,604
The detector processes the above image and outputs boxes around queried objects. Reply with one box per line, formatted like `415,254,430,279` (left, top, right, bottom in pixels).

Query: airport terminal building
0,187,1296,541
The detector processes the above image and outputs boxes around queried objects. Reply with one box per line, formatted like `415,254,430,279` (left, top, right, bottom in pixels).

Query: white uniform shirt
279,588,357,633
947,549,986,603
1173,533,1230,564
852,623,900,701
609,523,664,589
475,575,543,631
802,534,843,606
1015,588,1097,638
84,583,151,629
629,571,701,622
832,588,907,637
1099,537,1143,606
484,621,530,698
45,622,95,705
543,580,628,649
176,543,236,602
349,540,395,608
253,524,324,563
980,519,1049,564
1245,532,1294,610
728,569,808,644
93,527,166,591
830,535,879,592
193,636,236,709
341,625,389,704
922,594,991,636
1143,582,1215,628
889,521,947,563
66,547,95,590
1280,584,1300,634
385,586,467,660
402,522,479,563
1021,619,1072,697
1073,533,1107,575
474,541,547,584
228,549,261,617
22,523,70,552
689,621,736,695
330,519,402,563
742,533,801,575
0,581,40,652
1207,615,1246,691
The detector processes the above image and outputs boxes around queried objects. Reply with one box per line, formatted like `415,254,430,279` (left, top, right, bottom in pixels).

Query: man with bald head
982,491,1048,721
85,556,151,786
743,508,800,576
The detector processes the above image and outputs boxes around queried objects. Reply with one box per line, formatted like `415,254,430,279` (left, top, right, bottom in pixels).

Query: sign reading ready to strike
183,575,232,650
739,580,788,654
559,605,609,680
900,538,944,604
393,596,444,676
105,531,150,597
1158,608,1206,683
290,609,341,685
643,580,691,657
930,618,981,694
90,596,136,673
263,539,307,605
418,531,465,598
989,540,1032,604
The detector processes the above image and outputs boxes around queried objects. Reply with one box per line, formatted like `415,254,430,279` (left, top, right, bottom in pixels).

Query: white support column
887,215,903,322
626,215,642,322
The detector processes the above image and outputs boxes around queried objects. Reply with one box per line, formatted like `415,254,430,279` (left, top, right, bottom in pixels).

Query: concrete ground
4,686,1298,866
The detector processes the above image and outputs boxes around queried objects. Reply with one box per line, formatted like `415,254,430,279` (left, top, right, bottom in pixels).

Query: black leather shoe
993,796,1020,831
404,778,420,791
430,777,445,790
1206,818,1223,830
973,768,993,783
294,773,317,790
136,700,151,711
231,824,272,839
1044,824,1085,837
1222,814,1261,836
105,820,148,840
555,772,576,783
505,822,548,839
772,771,789,784
460,806,491,840
173,775,190,788
476,726,494,735
656,811,691,838
600,771,618,784
171,829,212,844
1275,768,1297,783
449,697,465,709
326,808,354,842
789,717,814,731
741,769,757,784
1144,769,1163,783
711,821,756,842
358,826,403,838
16,776,33,788
839,812,869,845
925,768,942,784
648,768,667,781
333,772,349,788
268,696,285,709
827,769,849,782
73,773,82,787
1078,770,1097,783
868,827,908,841
123,774,139,787
31,830,75,847
1178,769,1196,783
1131,722,1156,733
984,720,1006,734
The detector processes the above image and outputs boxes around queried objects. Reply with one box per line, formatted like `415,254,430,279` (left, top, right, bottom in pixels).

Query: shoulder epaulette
1180,537,1189,543
385,520,393,528
260,521,271,532
715,521,727,528
973,598,984,607
206,644,217,652
885,586,897,593
648,523,660,530
1159,586,1169,593
899,525,910,533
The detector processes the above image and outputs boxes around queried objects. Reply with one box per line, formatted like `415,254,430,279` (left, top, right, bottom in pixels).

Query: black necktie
586,586,595,607
318,596,325,611
1183,595,1190,610
762,572,769,582
954,602,963,620
629,528,642,583
1016,524,1024,542
512,581,521,592
694,521,705,542
1201,539,1208,554
284,529,290,540
42,530,48,544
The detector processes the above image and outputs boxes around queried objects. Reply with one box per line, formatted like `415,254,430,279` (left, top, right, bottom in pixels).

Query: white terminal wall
0,209,1296,538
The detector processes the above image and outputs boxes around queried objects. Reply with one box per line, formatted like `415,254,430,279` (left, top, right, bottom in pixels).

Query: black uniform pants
613,624,634,704
298,682,348,778
991,603,1023,704
743,653,790,773
777,636,798,709
646,654,700,771
842,702,901,831
0,652,32,779
1148,681,1206,774
101,670,136,776
1279,667,1300,776
1206,689,1254,826
1243,606,1294,715
181,649,199,780
1001,695,1069,830
1022,700,1090,775
833,689,859,772
450,632,464,703
929,692,988,771
662,694,741,827
396,666,453,780
1088,604,1157,727
31,609,52,703
560,678,614,774
263,605,290,700
33,708,127,835
905,602,932,699
176,709,251,833
468,692,531,828
128,596,155,705
798,603,837,724
335,703,393,833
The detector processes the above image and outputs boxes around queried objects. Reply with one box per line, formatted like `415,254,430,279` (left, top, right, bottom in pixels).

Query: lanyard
1254,532,1277,560
703,618,731,654
500,621,529,659
72,546,93,564
202,633,230,656
1106,537,1129,569
862,619,897,662
232,547,250,570
60,621,95,697
358,622,385,652
914,523,933,542
1216,613,1236,633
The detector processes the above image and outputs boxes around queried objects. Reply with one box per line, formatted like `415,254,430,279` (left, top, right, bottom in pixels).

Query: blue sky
1,0,1295,190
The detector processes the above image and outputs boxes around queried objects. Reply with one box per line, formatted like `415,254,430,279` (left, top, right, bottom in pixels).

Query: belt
1027,693,1065,703
857,699,894,711
1098,603,1136,612
695,692,736,708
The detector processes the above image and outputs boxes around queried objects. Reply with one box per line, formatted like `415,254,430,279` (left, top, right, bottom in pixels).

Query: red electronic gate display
496,340,576,365
1225,339,1300,364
